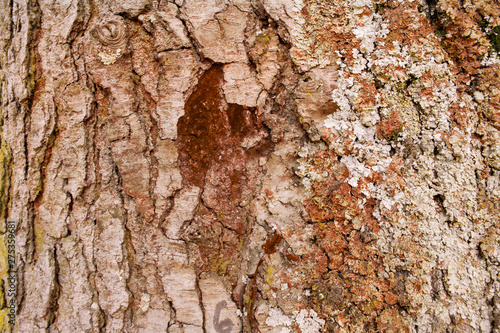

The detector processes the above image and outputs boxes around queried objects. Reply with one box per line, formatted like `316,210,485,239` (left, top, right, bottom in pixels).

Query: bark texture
1,0,500,332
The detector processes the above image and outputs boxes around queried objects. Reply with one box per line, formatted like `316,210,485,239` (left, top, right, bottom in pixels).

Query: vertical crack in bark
194,271,207,333
122,208,136,329
47,245,61,329
21,0,43,265
174,2,208,60
135,79,160,222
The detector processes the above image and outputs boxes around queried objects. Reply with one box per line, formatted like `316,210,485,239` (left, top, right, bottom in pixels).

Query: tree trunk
1,0,500,332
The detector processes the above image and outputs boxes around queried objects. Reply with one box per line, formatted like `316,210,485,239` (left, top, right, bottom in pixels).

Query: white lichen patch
265,307,293,327
481,51,500,66
139,294,150,312
265,308,325,333
296,142,329,193
138,13,156,23
352,13,390,54
340,155,372,187
369,42,411,72
295,309,326,333
98,48,122,65
375,135,495,331
326,70,359,114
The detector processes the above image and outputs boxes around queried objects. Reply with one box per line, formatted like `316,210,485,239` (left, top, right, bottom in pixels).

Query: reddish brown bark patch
226,103,258,139
301,147,412,329
177,64,227,188
376,110,403,141
178,65,270,188
178,64,272,285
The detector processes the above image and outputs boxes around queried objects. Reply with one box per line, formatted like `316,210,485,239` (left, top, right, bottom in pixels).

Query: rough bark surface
1,0,500,332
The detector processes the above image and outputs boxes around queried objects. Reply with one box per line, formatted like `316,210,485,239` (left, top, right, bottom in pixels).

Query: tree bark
1,0,500,332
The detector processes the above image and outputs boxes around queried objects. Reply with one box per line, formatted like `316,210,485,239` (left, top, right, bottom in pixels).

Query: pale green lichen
489,26,500,53
382,89,421,138
0,309,12,333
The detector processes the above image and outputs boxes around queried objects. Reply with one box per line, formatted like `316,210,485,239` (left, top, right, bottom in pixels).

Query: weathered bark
1,0,500,332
